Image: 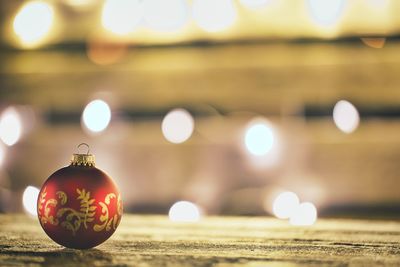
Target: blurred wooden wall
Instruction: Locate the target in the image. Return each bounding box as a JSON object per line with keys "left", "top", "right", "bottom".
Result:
{"left": 1, "top": 41, "right": 400, "bottom": 215}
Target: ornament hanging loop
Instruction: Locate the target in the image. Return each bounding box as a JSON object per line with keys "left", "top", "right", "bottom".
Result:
{"left": 71, "top": 143, "right": 95, "bottom": 166}
{"left": 77, "top": 143, "right": 90, "bottom": 155}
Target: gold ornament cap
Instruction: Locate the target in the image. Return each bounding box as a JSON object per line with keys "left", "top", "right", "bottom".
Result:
{"left": 71, "top": 143, "right": 95, "bottom": 167}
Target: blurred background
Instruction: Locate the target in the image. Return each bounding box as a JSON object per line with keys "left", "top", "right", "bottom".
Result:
{"left": 0, "top": 0, "right": 400, "bottom": 223}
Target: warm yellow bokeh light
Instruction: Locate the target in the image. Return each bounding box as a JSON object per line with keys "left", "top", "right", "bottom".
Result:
{"left": 162, "top": 108, "right": 194, "bottom": 144}
{"left": 13, "top": 1, "right": 54, "bottom": 46}
{"left": 101, "top": 0, "right": 143, "bottom": 35}
{"left": 143, "top": 0, "right": 189, "bottom": 32}
{"left": 244, "top": 121, "right": 275, "bottom": 156}
{"left": 82, "top": 99, "right": 112, "bottom": 133}
{"left": 0, "top": 107, "right": 23, "bottom": 147}
{"left": 192, "top": 0, "right": 237, "bottom": 32}
{"left": 333, "top": 100, "right": 360, "bottom": 134}
{"left": 272, "top": 191, "right": 300, "bottom": 219}
{"left": 22, "top": 186, "right": 40, "bottom": 217}
{"left": 169, "top": 201, "right": 201, "bottom": 222}
{"left": 289, "top": 202, "right": 318, "bottom": 226}
{"left": 306, "top": 0, "right": 346, "bottom": 27}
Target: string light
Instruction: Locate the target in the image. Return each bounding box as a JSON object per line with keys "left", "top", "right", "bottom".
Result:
{"left": 169, "top": 201, "right": 201, "bottom": 222}
{"left": 82, "top": 100, "right": 112, "bottom": 133}
{"left": 13, "top": 1, "right": 54, "bottom": 47}
{"left": 22, "top": 186, "right": 40, "bottom": 216}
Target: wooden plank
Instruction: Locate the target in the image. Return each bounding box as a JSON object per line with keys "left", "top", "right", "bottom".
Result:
{"left": 0, "top": 214, "right": 399, "bottom": 266}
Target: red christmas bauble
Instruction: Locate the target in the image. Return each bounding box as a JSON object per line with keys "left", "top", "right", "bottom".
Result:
{"left": 37, "top": 144, "right": 123, "bottom": 249}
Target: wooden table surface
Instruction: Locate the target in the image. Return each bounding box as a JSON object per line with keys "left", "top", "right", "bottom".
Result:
{"left": 0, "top": 214, "right": 399, "bottom": 266}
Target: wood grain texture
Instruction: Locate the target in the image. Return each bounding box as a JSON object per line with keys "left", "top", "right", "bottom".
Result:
{"left": 0, "top": 214, "right": 399, "bottom": 266}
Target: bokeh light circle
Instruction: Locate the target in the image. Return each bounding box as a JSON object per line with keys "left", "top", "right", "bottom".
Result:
{"left": 289, "top": 202, "right": 318, "bottom": 226}
{"left": 13, "top": 1, "right": 54, "bottom": 46}
{"left": 192, "top": 0, "right": 237, "bottom": 32}
{"left": 162, "top": 108, "right": 194, "bottom": 144}
{"left": 143, "top": 0, "right": 189, "bottom": 32}
{"left": 169, "top": 201, "right": 201, "bottom": 222}
{"left": 272, "top": 191, "right": 300, "bottom": 219}
{"left": 101, "top": 0, "right": 143, "bottom": 35}
{"left": 0, "top": 107, "right": 23, "bottom": 146}
{"left": 333, "top": 100, "right": 360, "bottom": 134}
{"left": 245, "top": 123, "right": 274, "bottom": 156}
{"left": 82, "top": 100, "right": 112, "bottom": 133}
{"left": 23, "top": 186, "right": 40, "bottom": 216}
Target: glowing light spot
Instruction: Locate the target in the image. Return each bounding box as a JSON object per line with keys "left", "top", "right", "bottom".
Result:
{"left": 101, "top": 0, "right": 143, "bottom": 35}
{"left": 244, "top": 122, "right": 274, "bottom": 156}
{"left": 13, "top": 1, "right": 54, "bottom": 46}
{"left": 361, "top": 37, "right": 386, "bottom": 49}
{"left": 23, "top": 186, "right": 40, "bottom": 216}
{"left": 143, "top": 0, "right": 188, "bottom": 32}
{"left": 82, "top": 100, "right": 111, "bottom": 133}
{"left": 333, "top": 100, "right": 360, "bottom": 134}
{"left": 239, "top": 0, "right": 271, "bottom": 9}
{"left": 272, "top": 191, "right": 300, "bottom": 219}
{"left": 192, "top": 0, "right": 237, "bottom": 32}
{"left": 169, "top": 201, "right": 201, "bottom": 222}
{"left": 0, "top": 108, "right": 23, "bottom": 146}
{"left": 306, "top": 0, "right": 346, "bottom": 27}
{"left": 162, "top": 109, "right": 194, "bottom": 144}
{"left": 289, "top": 202, "right": 317, "bottom": 226}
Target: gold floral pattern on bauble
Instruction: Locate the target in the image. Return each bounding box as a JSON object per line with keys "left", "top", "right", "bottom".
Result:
{"left": 38, "top": 187, "right": 121, "bottom": 236}
{"left": 93, "top": 193, "right": 122, "bottom": 232}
